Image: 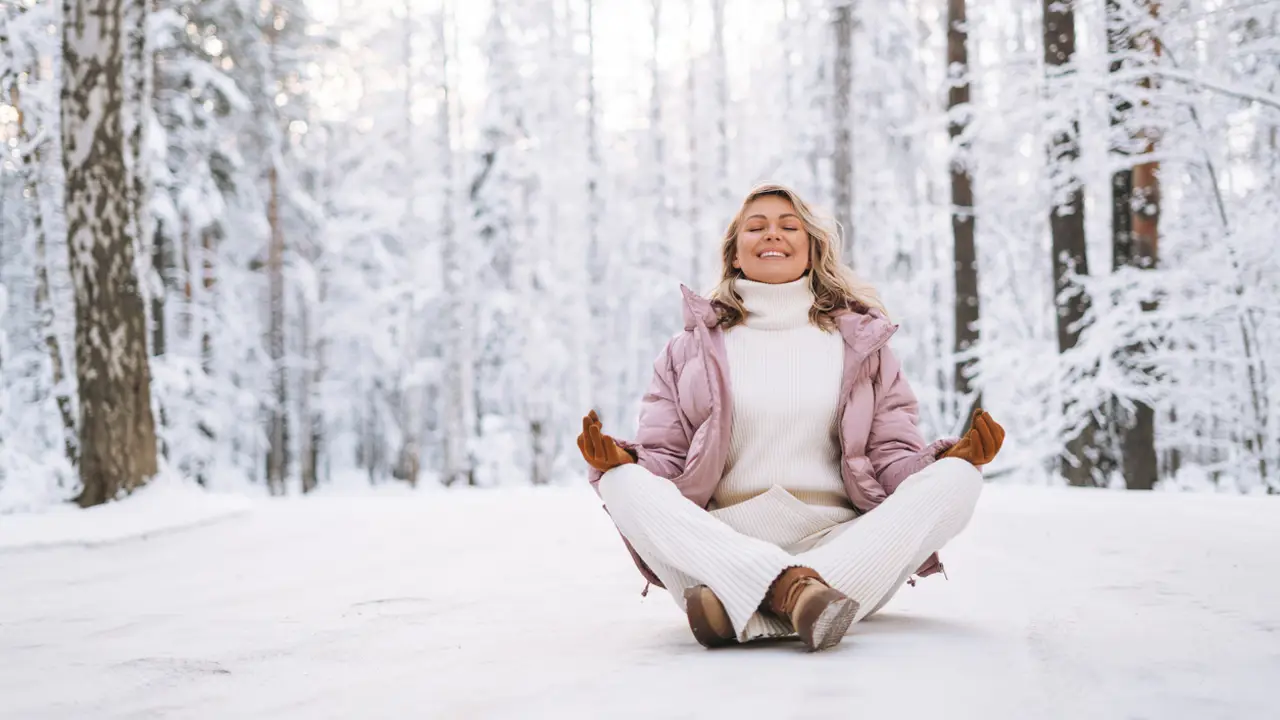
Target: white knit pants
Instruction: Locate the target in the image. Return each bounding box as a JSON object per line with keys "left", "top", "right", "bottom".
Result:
{"left": 598, "top": 458, "right": 983, "bottom": 642}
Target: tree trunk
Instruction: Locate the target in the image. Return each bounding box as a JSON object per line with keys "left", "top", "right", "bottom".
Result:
{"left": 395, "top": 0, "right": 422, "bottom": 489}
{"left": 61, "top": 0, "right": 159, "bottom": 507}
{"left": 1042, "top": 0, "right": 1098, "bottom": 487}
{"left": 1129, "top": 17, "right": 1159, "bottom": 274}
{"left": 360, "top": 390, "right": 385, "bottom": 483}
{"left": 200, "top": 227, "right": 215, "bottom": 371}
{"left": 832, "top": 1, "right": 854, "bottom": 263}
{"left": 298, "top": 284, "right": 321, "bottom": 493}
{"left": 266, "top": 160, "right": 287, "bottom": 495}
{"left": 180, "top": 218, "right": 193, "bottom": 340}
{"left": 584, "top": 0, "right": 607, "bottom": 425}
{"left": 1120, "top": 0, "right": 1160, "bottom": 490}
{"left": 302, "top": 263, "right": 326, "bottom": 492}
{"left": 1108, "top": 75, "right": 1133, "bottom": 267}
{"left": 9, "top": 78, "right": 79, "bottom": 468}
{"left": 150, "top": 231, "right": 168, "bottom": 357}
{"left": 1107, "top": 0, "right": 1135, "bottom": 488}
{"left": 649, "top": 0, "right": 667, "bottom": 279}
{"left": 529, "top": 420, "right": 551, "bottom": 485}
{"left": 711, "top": 0, "right": 730, "bottom": 215}
{"left": 586, "top": 0, "right": 600, "bottom": 289}
{"left": 686, "top": 0, "right": 700, "bottom": 287}
{"left": 438, "top": 2, "right": 474, "bottom": 487}
{"left": 1108, "top": 0, "right": 1133, "bottom": 275}
{"left": 515, "top": 175, "right": 549, "bottom": 487}
{"left": 948, "top": 0, "right": 978, "bottom": 398}
{"left": 301, "top": 420, "right": 321, "bottom": 492}
{"left": 124, "top": 0, "right": 152, "bottom": 347}
{"left": 263, "top": 4, "right": 287, "bottom": 496}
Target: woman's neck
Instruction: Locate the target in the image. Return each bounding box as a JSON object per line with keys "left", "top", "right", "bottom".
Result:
{"left": 734, "top": 276, "right": 815, "bottom": 330}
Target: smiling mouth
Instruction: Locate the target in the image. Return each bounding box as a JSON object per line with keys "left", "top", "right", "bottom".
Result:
{"left": 759, "top": 250, "right": 789, "bottom": 259}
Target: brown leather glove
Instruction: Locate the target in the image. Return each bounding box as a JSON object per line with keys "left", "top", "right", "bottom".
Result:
{"left": 577, "top": 410, "right": 636, "bottom": 473}
{"left": 941, "top": 408, "right": 1005, "bottom": 467}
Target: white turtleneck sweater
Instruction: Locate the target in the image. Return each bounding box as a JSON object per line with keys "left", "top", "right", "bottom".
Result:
{"left": 711, "top": 277, "right": 858, "bottom": 537}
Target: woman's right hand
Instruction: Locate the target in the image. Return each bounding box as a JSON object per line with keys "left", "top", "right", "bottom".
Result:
{"left": 577, "top": 410, "right": 637, "bottom": 472}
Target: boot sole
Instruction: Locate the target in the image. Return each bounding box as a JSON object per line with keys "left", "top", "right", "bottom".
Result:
{"left": 684, "top": 586, "right": 736, "bottom": 649}
{"left": 797, "top": 592, "right": 859, "bottom": 652}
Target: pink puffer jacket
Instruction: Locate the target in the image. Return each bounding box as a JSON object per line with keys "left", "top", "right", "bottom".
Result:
{"left": 590, "top": 285, "right": 957, "bottom": 588}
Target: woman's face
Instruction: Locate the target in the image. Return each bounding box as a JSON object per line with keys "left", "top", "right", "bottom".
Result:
{"left": 732, "top": 195, "right": 811, "bottom": 284}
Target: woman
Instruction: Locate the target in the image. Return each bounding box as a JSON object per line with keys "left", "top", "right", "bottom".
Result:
{"left": 577, "top": 183, "right": 1004, "bottom": 652}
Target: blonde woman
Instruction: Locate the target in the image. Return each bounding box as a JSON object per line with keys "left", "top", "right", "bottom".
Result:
{"left": 577, "top": 183, "right": 1004, "bottom": 652}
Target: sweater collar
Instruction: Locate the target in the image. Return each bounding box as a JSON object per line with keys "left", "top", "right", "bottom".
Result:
{"left": 678, "top": 284, "right": 897, "bottom": 357}
{"left": 734, "top": 276, "right": 814, "bottom": 330}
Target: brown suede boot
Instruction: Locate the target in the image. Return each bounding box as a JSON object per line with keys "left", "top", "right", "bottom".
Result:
{"left": 765, "top": 567, "right": 859, "bottom": 652}
{"left": 684, "top": 585, "right": 736, "bottom": 648}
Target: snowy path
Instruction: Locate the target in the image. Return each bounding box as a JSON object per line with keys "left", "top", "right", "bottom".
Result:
{"left": 2, "top": 486, "right": 1277, "bottom": 719}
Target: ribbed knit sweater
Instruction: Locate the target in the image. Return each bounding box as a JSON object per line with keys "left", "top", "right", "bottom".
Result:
{"left": 712, "top": 277, "right": 858, "bottom": 528}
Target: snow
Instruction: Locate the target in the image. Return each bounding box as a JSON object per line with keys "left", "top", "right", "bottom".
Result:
{"left": 0, "top": 479, "right": 251, "bottom": 552}
{"left": 1, "top": 485, "right": 1277, "bottom": 719}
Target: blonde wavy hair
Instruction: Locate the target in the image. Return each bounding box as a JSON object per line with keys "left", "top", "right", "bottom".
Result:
{"left": 709, "top": 183, "right": 886, "bottom": 331}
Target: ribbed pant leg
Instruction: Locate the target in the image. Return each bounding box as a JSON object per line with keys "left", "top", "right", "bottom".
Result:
{"left": 797, "top": 458, "right": 983, "bottom": 623}
{"left": 597, "top": 463, "right": 799, "bottom": 639}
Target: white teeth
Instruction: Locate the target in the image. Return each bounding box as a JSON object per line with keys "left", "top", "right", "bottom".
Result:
{"left": 761, "top": 251, "right": 786, "bottom": 258}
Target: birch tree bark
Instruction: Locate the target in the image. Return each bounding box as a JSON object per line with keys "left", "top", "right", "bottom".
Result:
{"left": 711, "top": 0, "right": 730, "bottom": 216}
{"left": 832, "top": 0, "right": 854, "bottom": 262}
{"left": 61, "top": 0, "right": 159, "bottom": 506}
{"left": 584, "top": 0, "right": 606, "bottom": 423}
{"left": 394, "top": 0, "right": 421, "bottom": 488}
{"left": 685, "top": 0, "right": 700, "bottom": 287}
{"left": 264, "top": 4, "right": 287, "bottom": 496}
{"left": 438, "top": 1, "right": 474, "bottom": 487}
{"left": 649, "top": 0, "right": 666, "bottom": 278}
{"left": 123, "top": 0, "right": 151, "bottom": 342}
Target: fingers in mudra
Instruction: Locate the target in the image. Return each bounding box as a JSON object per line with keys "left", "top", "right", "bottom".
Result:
{"left": 970, "top": 410, "right": 1004, "bottom": 463}
{"left": 588, "top": 423, "right": 603, "bottom": 457}
{"left": 975, "top": 416, "right": 993, "bottom": 458}
{"left": 985, "top": 413, "right": 1006, "bottom": 448}
{"left": 942, "top": 408, "right": 1003, "bottom": 466}
{"left": 578, "top": 411, "right": 605, "bottom": 468}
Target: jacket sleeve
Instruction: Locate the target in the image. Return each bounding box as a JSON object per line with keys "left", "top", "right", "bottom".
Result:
{"left": 588, "top": 338, "right": 691, "bottom": 492}
{"left": 866, "top": 344, "right": 957, "bottom": 494}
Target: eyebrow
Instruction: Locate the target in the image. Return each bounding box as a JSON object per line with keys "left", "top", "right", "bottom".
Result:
{"left": 745, "top": 213, "right": 801, "bottom": 222}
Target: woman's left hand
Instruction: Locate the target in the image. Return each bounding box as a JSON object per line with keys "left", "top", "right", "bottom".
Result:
{"left": 577, "top": 410, "right": 637, "bottom": 473}
{"left": 941, "top": 408, "right": 1005, "bottom": 467}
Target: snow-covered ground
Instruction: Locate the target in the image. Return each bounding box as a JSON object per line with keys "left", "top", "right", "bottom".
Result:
{"left": 0, "top": 480, "right": 252, "bottom": 552}
{"left": 1, "top": 484, "right": 1277, "bottom": 719}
